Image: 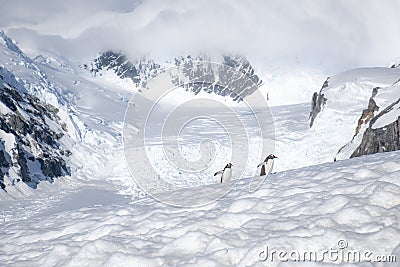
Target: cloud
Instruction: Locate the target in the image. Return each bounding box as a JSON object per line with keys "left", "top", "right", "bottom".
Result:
{"left": 1, "top": 0, "right": 400, "bottom": 72}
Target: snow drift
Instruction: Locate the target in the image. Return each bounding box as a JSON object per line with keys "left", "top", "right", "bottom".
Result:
{"left": 1, "top": 150, "right": 399, "bottom": 266}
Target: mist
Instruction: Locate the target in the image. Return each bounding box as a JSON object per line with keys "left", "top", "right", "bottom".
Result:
{"left": 1, "top": 0, "right": 399, "bottom": 72}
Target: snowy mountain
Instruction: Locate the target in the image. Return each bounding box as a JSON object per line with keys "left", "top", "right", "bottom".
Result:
{"left": 2, "top": 0, "right": 400, "bottom": 265}
{"left": 87, "top": 51, "right": 163, "bottom": 89}
{"left": 86, "top": 51, "right": 263, "bottom": 101}
{"left": 0, "top": 31, "right": 146, "bottom": 198}
{"left": 0, "top": 28, "right": 399, "bottom": 266}
{"left": 0, "top": 31, "right": 84, "bottom": 194}
{"left": 309, "top": 67, "right": 400, "bottom": 161}
{"left": 1, "top": 28, "right": 399, "bottom": 194}
{"left": 0, "top": 67, "right": 70, "bottom": 192}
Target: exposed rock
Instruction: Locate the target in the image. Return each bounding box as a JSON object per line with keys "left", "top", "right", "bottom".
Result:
{"left": 92, "top": 51, "right": 138, "bottom": 79}
{"left": 352, "top": 98, "right": 400, "bottom": 158}
{"left": 89, "top": 51, "right": 263, "bottom": 101}
{"left": 308, "top": 78, "right": 329, "bottom": 127}
{"left": 352, "top": 117, "right": 400, "bottom": 157}
{"left": 15, "top": 146, "right": 30, "bottom": 183}
{"left": 354, "top": 88, "right": 379, "bottom": 136}
{"left": 90, "top": 50, "right": 162, "bottom": 88}
{"left": 0, "top": 66, "right": 71, "bottom": 191}
{"left": 38, "top": 157, "right": 68, "bottom": 178}
{"left": 171, "top": 55, "right": 263, "bottom": 101}
{"left": 0, "top": 143, "right": 9, "bottom": 190}
{"left": 0, "top": 148, "right": 9, "bottom": 168}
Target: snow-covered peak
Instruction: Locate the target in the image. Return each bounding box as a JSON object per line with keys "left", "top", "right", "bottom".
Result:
{"left": 0, "top": 31, "right": 64, "bottom": 107}
{"left": 85, "top": 51, "right": 264, "bottom": 101}
{"left": 0, "top": 31, "right": 90, "bottom": 196}
{"left": 0, "top": 30, "right": 24, "bottom": 56}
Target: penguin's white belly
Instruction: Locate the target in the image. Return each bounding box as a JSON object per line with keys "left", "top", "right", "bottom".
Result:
{"left": 221, "top": 168, "right": 232, "bottom": 183}
{"left": 263, "top": 160, "right": 274, "bottom": 175}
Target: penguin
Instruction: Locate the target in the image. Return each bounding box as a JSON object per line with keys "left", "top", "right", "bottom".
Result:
{"left": 214, "top": 163, "right": 233, "bottom": 183}
{"left": 257, "top": 154, "right": 277, "bottom": 176}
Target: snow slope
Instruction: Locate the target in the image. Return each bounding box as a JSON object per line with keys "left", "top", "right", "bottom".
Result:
{"left": 1, "top": 151, "right": 399, "bottom": 266}
{"left": 0, "top": 31, "right": 142, "bottom": 197}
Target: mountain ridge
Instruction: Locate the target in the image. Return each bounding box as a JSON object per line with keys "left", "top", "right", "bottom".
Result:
{"left": 85, "top": 51, "right": 264, "bottom": 101}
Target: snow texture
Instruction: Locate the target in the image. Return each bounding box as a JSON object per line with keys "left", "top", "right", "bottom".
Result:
{"left": 1, "top": 151, "right": 400, "bottom": 266}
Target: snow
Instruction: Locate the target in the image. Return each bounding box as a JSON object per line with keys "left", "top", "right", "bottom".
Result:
{"left": 322, "top": 68, "right": 400, "bottom": 92}
{"left": 1, "top": 151, "right": 400, "bottom": 266}
{"left": 373, "top": 101, "right": 400, "bottom": 129}
{"left": 255, "top": 63, "right": 327, "bottom": 107}
{"left": 1, "top": 31, "right": 400, "bottom": 266}
{"left": 369, "top": 83, "right": 400, "bottom": 129}
{"left": 0, "top": 100, "right": 11, "bottom": 114}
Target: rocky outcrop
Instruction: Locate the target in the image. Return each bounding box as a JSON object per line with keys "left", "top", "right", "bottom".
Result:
{"left": 87, "top": 51, "right": 263, "bottom": 101}
{"left": 88, "top": 50, "right": 162, "bottom": 88}
{"left": 354, "top": 88, "right": 379, "bottom": 136}
{"left": 352, "top": 117, "right": 400, "bottom": 157}
{"left": 171, "top": 55, "right": 263, "bottom": 101}
{"left": 351, "top": 98, "right": 400, "bottom": 158}
{"left": 308, "top": 66, "right": 400, "bottom": 161}
{"left": 308, "top": 78, "right": 328, "bottom": 127}
{"left": 0, "top": 145, "right": 8, "bottom": 190}
{"left": 0, "top": 66, "right": 70, "bottom": 191}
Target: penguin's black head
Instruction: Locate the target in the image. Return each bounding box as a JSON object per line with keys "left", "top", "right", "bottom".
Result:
{"left": 225, "top": 163, "right": 233, "bottom": 168}
{"left": 265, "top": 154, "right": 278, "bottom": 161}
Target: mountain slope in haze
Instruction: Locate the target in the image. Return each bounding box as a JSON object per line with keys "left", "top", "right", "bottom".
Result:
{"left": 86, "top": 51, "right": 263, "bottom": 101}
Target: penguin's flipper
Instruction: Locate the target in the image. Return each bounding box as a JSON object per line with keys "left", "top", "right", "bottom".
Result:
{"left": 214, "top": 170, "right": 223, "bottom": 176}
{"left": 257, "top": 162, "right": 264, "bottom": 168}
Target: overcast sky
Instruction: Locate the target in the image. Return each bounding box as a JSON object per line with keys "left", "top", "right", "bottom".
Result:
{"left": 1, "top": 0, "right": 399, "bottom": 72}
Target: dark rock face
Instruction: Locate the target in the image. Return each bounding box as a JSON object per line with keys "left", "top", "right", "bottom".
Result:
{"left": 308, "top": 78, "right": 329, "bottom": 127}
{"left": 0, "top": 144, "right": 9, "bottom": 190}
{"left": 352, "top": 117, "right": 400, "bottom": 157}
{"left": 89, "top": 51, "right": 162, "bottom": 88}
{"left": 352, "top": 98, "right": 400, "bottom": 158}
{"left": 92, "top": 51, "right": 138, "bottom": 79}
{"left": 172, "top": 55, "right": 263, "bottom": 102}
{"left": 89, "top": 51, "right": 263, "bottom": 101}
{"left": 38, "top": 157, "right": 66, "bottom": 178}
{"left": 0, "top": 66, "right": 70, "bottom": 191}
{"left": 354, "top": 88, "right": 380, "bottom": 136}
